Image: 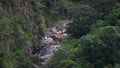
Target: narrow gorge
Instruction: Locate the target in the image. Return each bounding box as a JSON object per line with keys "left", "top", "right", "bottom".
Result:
{"left": 39, "top": 20, "right": 70, "bottom": 68}
{"left": 0, "top": 0, "right": 120, "bottom": 68}
{"left": 0, "top": 0, "right": 69, "bottom": 68}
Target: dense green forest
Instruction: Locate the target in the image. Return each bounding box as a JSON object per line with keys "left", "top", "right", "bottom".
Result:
{"left": 47, "top": 0, "right": 120, "bottom": 68}
{"left": 0, "top": 0, "right": 120, "bottom": 68}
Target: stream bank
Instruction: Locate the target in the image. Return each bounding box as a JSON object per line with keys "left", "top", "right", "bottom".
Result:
{"left": 39, "top": 20, "right": 71, "bottom": 68}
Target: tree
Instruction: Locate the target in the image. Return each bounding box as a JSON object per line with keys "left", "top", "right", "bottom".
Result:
{"left": 57, "top": 60, "right": 77, "bottom": 68}
{"left": 78, "top": 26, "right": 120, "bottom": 68}
{"left": 104, "top": 4, "right": 120, "bottom": 26}
{"left": 79, "top": 0, "right": 117, "bottom": 17}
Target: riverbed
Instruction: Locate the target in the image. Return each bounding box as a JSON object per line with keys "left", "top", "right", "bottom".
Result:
{"left": 39, "top": 20, "right": 71, "bottom": 68}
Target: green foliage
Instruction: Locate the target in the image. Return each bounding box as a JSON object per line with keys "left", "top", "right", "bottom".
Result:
{"left": 29, "top": 54, "right": 41, "bottom": 64}
{"left": 41, "top": 0, "right": 70, "bottom": 27}
{"left": 1, "top": 0, "right": 120, "bottom": 68}
{"left": 78, "top": 26, "right": 120, "bottom": 68}
{"left": 57, "top": 60, "right": 77, "bottom": 68}
{"left": 48, "top": 1, "right": 120, "bottom": 68}
{"left": 104, "top": 3, "right": 120, "bottom": 26}
{"left": 68, "top": 4, "right": 98, "bottom": 19}
{"left": 12, "top": 50, "right": 35, "bottom": 68}
{"left": 61, "top": 39, "right": 80, "bottom": 59}
{"left": 2, "top": 59, "right": 14, "bottom": 68}
{"left": 67, "top": 0, "right": 119, "bottom": 38}
{"left": 31, "top": 0, "right": 44, "bottom": 12}
{"left": 0, "top": 10, "right": 34, "bottom": 68}
{"left": 79, "top": 0, "right": 117, "bottom": 15}
{"left": 0, "top": 10, "right": 10, "bottom": 35}
{"left": 48, "top": 39, "right": 91, "bottom": 68}
{"left": 42, "top": 13, "right": 52, "bottom": 27}
{"left": 13, "top": 50, "right": 24, "bottom": 56}
{"left": 57, "top": 0, "right": 74, "bottom": 8}
{"left": 79, "top": 35, "right": 106, "bottom": 68}
{"left": 0, "top": 10, "right": 6, "bottom": 18}
{"left": 17, "top": 25, "right": 32, "bottom": 39}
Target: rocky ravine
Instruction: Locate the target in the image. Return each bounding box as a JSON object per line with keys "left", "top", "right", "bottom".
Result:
{"left": 39, "top": 20, "right": 71, "bottom": 68}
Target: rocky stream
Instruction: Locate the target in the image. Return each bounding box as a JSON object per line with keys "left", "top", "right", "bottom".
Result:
{"left": 39, "top": 20, "right": 71, "bottom": 68}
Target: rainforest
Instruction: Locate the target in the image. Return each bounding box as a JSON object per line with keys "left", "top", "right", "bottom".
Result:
{"left": 0, "top": 0, "right": 120, "bottom": 68}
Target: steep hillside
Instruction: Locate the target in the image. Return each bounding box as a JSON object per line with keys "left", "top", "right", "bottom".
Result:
{"left": 47, "top": 0, "right": 120, "bottom": 68}
{"left": 1, "top": 0, "right": 119, "bottom": 68}
{"left": 0, "top": 0, "right": 45, "bottom": 68}
{"left": 0, "top": 0, "right": 71, "bottom": 68}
